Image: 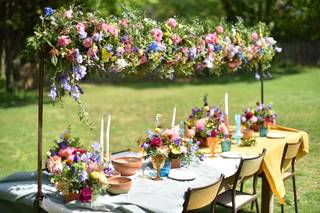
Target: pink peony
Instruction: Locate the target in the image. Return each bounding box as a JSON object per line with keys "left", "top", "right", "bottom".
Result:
{"left": 151, "top": 28, "right": 163, "bottom": 42}
{"left": 57, "top": 36, "right": 71, "bottom": 47}
{"left": 205, "top": 33, "right": 218, "bottom": 44}
{"left": 79, "top": 187, "right": 92, "bottom": 202}
{"left": 64, "top": 10, "right": 73, "bottom": 19}
{"left": 76, "top": 22, "right": 86, "bottom": 31}
{"left": 251, "top": 32, "right": 259, "bottom": 41}
{"left": 58, "top": 147, "right": 76, "bottom": 158}
{"left": 102, "top": 23, "right": 119, "bottom": 36}
{"left": 150, "top": 137, "right": 162, "bottom": 148}
{"left": 82, "top": 37, "right": 93, "bottom": 48}
{"left": 171, "top": 129, "right": 180, "bottom": 141}
{"left": 196, "top": 119, "right": 206, "bottom": 130}
{"left": 250, "top": 116, "right": 258, "bottom": 123}
{"left": 167, "top": 18, "right": 177, "bottom": 28}
{"left": 171, "top": 34, "right": 182, "bottom": 45}
{"left": 216, "top": 26, "right": 224, "bottom": 34}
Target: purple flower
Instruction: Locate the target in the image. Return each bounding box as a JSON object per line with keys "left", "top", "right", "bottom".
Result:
{"left": 104, "top": 166, "right": 112, "bottom": 175}
{"left": 188, "top": 47, "right": 197, "bottom": 60}
{"left": 81, "top": 153, "right": 91, "bottom": 163}
{"left": 79, "top": 28, "right": 87, "bottom": 39}
{"left": 188, "top": 114, "right": 193, "bottom": 119}
{"left": 121, "top": 35, "right": 129, "bottom": 44}
{"left": 214, "top": 45, "right": 222, "bottom": 52}
{"left": 199, "top": 154, "right": 205, "bottom": 161}
{"left": 58, "top": 141, "right": 67, "bottom": 149}
{"left": 75, "top": 49, "right": 83, "bottom": 64}
{"left": 93, "top": 32, "right": 102, "bottom": 42}
{"left": 60, "top": 77, "right": 71, "bottom": 91}
{"left": 71, "top": 85, "right": 80, "bottom": 100}
{"left": 48, "top": 85, "right": 57, "bottom": 101}
{"left": 175, "top": 139, "right": 181, "bottom": 146}
{"left": 192, "top": 107, "right": 200, "bottom": 115}
{"left": 105, "top": 45, "right": 113, "bottom": 52}
{"left": 80, "top": 170, "right": 88, "bottom": 181}
{"left": 191, "top": 144, "right": 199, "bottom": 152}
{"left": 241, "top": 116, "right": 247, "bottom": 122}
{"left": 132, "top": 47, "right": 139, "bottom": 54}
{"left": 91, "top": 142, "right": 100, "bottom": 152}
{"left": 196, "top": 141, "right": 200, "bottom": 145}
{"left": 140, "top": 142, "right": 149, "bottom": 149}
{"left": 73, "top": 65, "right": 87, "bottom": 80}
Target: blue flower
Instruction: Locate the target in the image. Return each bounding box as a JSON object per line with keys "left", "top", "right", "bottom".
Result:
{"left": 44, "top": 7, "right": 54, "bottom": 17}
{"left": 79, "top": 29, "right": 87, "bottom": 39}
{"left": 60, "top": 76, "right": 71, "bottom": 91}
{"left": 71, "top": 85, "right": 80, "bottom": 100}
{"left": 146, "top": 129, "right": 154, "bottom": 139}
{"left": 73, "top": 65, "right": 87, "bottom": 81}
{"left": 93, "top": 33, "right": 102, "bottom": 42}
{"left": 91, "top": 142, "right": 101, "bottom": 152}
{"left": 214, "top": 45, "right": 222, "bottom": 52}
{"left": 237, "top": 52, "right": 248, "bottom": 64}
{"left": 74, "top": 49, "right": 83, "bottom": 64}
{"left": 188, "top": 48, "right": 197, "bottom": 60}
{"left": 148, "top": 41, "right": 159, "bottom": 52}
{"left": 105, "top": 45, "right": 113, "bottom": 52}
{"left": 48, "top": 85, "right": 57, "bottom": 101}
{"left": 175, "top": 139, "right": 181, "bottom": 146}
{"left": 81, "top": 153, "right": 92, "bottom": 163}
{"left": 58, "top": 141, "right": 67, "bottom": 149}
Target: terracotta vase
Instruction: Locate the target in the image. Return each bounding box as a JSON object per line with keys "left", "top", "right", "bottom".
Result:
{"left": 171, "top": 158, "right": 181, "bottom": 169}
{"left": 63, "top": 193, "right": 80, "bottom": 203}
{"left": 243, "top": 128, "right": 254, "bottom": 139}
{"left": 207, "top": 137, "right": 219, "bottom": 157}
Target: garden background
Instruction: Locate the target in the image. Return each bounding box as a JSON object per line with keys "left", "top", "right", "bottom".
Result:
{"left": 0, "top": 0, "right": 319, "bottom": 212}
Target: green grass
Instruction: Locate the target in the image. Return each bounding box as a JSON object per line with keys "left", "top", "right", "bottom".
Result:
{"left": 0, "top": 67, "right": 319, "bottom": 212}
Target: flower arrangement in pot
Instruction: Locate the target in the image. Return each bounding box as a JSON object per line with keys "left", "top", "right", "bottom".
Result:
{"left": 46, "top": 128, "right": 109, "bottom": 203}
{"left": 186, "top": 95, "right": 227, "bottom": 147}
{"left": 241, "top": 102, "right": 276, "bottom": 137}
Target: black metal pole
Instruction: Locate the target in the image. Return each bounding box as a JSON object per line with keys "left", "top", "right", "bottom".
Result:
{"left": 34, "top": 52, "right": 44, "bottom": 210}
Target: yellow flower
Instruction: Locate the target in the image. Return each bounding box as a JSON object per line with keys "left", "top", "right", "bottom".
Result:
{"left": 204, "top": 106, "right": 210, "bottom": 111}
{"left": 102, "top": 48, "right": 113, "bottom": 63}
{"left": 138, "top": 49, "right": 144, "bottom": 57}
{"left": 64, "top": 133, "right": 71, "bottom": 140}
{"left": 91, "top": 171, "right": 100, "bottom": 180}
{"left": 111, "top": 56, "right": 117, "bottom": 62}
{"left": 154, "top": 128, "right": 161, "bottom": 134}
{"left": 99, "top": 174, "right": 108, "bottom": 185}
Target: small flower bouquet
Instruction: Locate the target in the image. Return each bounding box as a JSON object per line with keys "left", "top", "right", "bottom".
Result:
{"left": 46, "top": 128, "right": 109, "bottom": 203}
{"left": 185, "top": 95, "right": 228, "bottom": 146}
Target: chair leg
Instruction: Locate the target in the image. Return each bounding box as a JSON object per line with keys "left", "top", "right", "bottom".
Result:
{"left": 292, "top": 175, "right": 298, "bottom": 213}
{"left": 281, "top": 204, "right": 284, "bottom": 213}
{"left": 210, "top": 202, "right": 215, "bottom": 213}
{"left": 255, "top": 199, "right": 260, "bottom": 213}
{"left": 240, "top": 182, "right": 244, "bottom": 192}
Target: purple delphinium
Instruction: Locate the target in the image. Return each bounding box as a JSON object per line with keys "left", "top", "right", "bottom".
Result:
{"left": 175, "top": 139, "right": 181, "bottom": 146}
{"left": 140, "top": 142, "right": 149, "bottom": 149}
{"left": 93, "top": 32, "right": 102, "bottom": 42}
{"left": 148, "top": 41, "right": 159, "bottom": 52}
{"left": 75, "top": 49, "right": 83, "bottom": 64}
{"left": 188, "top": 47, "right": 197, "bottom": 60}
{"left": 81, "top": 153, "right": 92, "bottom": 163}
{"left": 91, "top": 142, "right": 100, "bottom": 152}
{"left": 44, "top": 7, "right": 54, "bottom": 16}
{"left": 132, "top": 47, "right": 139, "bottom": 54}
{"left": 73, "top": 65, "right": 87, "bottom": 81}
{"left": 48, "top": 85, "right": 57, "bottom": 101}
{"left": 80, "top": 170, "right": 88, "bottom": 181}
{"left": 105, "top": 44, "right": 113, "bottom": 52}
{"left": 79, "top": 28, "right": 87, "bottom": 39}
{"left": 71, "top": 85, "right": 80, "bottom": 100}
{"left": 58, "top": 141, "right": 67, "bottom": 149}
{"left": 104, "top": 165, "right": 112, "bottom": 176}
{"left": 60, "top": 76, "right": 71, "bottom": 91}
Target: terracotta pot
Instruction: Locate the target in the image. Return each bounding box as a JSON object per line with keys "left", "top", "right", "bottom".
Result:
{"left": 250, "top": 124, "right": 259, "bottom": 132}
{"left": 171, "top": 158, "right": 181, "bottom": 169}
{"left": 107, "top": 176, "right": 132, "bottom": 195}
{"left": 111, "top": 156, "right": 143, "bottom": 176}
{"left": 197, "top": 137, "right": 208, "bottom": 147}
{"left": 243, "top": 128, "right": 254, "bottom": 139}
{"left": 63, "top": 193, "right": 80, "bottom": 203}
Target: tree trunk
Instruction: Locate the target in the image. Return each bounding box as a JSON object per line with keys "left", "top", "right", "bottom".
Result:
{"left": 4, "top": 0, "right": 14, "bottom": 93}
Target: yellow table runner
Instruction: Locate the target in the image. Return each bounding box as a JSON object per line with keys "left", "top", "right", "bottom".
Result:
{"left": 200, "top": 125, "right": 309, "bottom": 204}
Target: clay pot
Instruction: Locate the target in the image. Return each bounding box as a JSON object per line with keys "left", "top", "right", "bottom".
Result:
{"left": 250, "top": 124, "right": 260, "bottom": 132}
{"left": 171, "top": 158, "right": 181, "bottom": 169}
{"left": 243, "top": 128, "right": 254, "bottom": 139}
{"left": 63, "top": 193, "right": 80, "bottom": 203}
{"left": 111, "top": 156, "right": 143, "bottom": 176}
{"left": 107, "top": 176, "right": 132, "bottom": 195}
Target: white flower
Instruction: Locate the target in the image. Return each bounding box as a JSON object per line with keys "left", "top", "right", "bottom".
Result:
{"left": 275, "top": 46, "right": 282, "bottom": 53}
{"left": 204, "top": 56, "right": 213, "bottom": 68}
{"left": 116, "top": 58, "right": 128, "bottom": 69}
{"left": 266, "top": 37, "right": 277, "bottom": 46}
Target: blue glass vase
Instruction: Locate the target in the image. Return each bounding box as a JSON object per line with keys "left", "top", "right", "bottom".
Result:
{"left": 259, "top": 126, "right": 268, "bottom": 137}
{"left": 160, "top": 160, "right": 171, "bottom": 177}
{"left": 221, "top": 139, "right": 231, "bottom": 152}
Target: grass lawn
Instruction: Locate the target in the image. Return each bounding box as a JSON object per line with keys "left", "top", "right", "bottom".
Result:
{"left": 0, "top": 67, "right": 319, "bottom": 212}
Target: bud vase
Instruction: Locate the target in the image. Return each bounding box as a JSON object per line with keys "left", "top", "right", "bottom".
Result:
{"left": 259, "top": 126, "right": 268, "bottom": 137}
{"left": 221, "top": 139, "right": 231, "bottom": 152}
{"left": 160, "top": 160, "right": 171, "bottom": 177}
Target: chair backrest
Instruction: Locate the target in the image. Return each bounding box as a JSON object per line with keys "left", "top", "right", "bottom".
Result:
{"left": 182, "top": 175, "right": 224, "bottom": 212}
{"left": 237, "top": 149, "right": 266, "bottom": 183}
{"left": 281, "top": 141, "right": 302, "bottom": 170}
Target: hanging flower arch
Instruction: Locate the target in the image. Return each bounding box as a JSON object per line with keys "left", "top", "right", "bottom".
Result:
{"left": 26, "top": 5, "right": 281, "bottom": 126}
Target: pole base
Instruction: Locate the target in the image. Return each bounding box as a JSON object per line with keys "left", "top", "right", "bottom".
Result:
{"left": 33, "top": 193, "right": 44, "bottom": 212}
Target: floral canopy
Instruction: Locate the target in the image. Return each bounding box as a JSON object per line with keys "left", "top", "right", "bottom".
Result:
{"left": 27, "top": 5, "right": 280, "bottom": 124}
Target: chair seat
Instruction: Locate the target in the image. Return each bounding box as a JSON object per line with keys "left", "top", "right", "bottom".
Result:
{"left": 216, "top": 190, "right": 257, "bottom": 209}
{"left": 282, "top": 171, "right": 294, "bottom": 180}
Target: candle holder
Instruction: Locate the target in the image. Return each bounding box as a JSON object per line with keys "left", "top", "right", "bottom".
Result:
{"left": 151, "top": 154, "right": 166, "bottom": 181}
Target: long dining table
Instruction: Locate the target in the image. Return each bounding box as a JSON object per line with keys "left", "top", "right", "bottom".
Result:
{"left": 0, "top": 125, "right": 308, "bottom": 213}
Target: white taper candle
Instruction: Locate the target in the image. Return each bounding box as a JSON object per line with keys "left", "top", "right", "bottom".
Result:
{"left": 106, "top": 113, "right": 111, "bottom": 161}
{"left": 100, "top": 114, "right": 104, "bottom": 161}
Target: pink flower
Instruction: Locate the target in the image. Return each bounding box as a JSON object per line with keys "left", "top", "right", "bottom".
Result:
{"left": 65, "top": 49, "right": 75, "bottom": 62}
{"left": 102, "top": 23, "right": 119, "bottom": 36}
{"left": 46, "top": 156, "right": 62, "bottom": 174}
{"left": 216, "top": 26, "right": 224, "bottom": 34}
{"left": 251, "top": 32, "right": 259, "bottom": 41}
{"left": 150, "top": 137, "right": 162, "bottom": 148}
{"left": 79, "top": 187, "right": 92, "bottom": 202}
{"left": 171, "top": 129, "right": 180, "bottom": 141}
{"left": 64, "top": 10, "right": 73, "bottom": 19}
{"left": 211, "top": 129, "right": 217, "bottom": 137}
{"left": 57, "top": 36, "right": 71, "bottom": 47}
{"left": 171, "top": 34, "right": 181, "bottom": 45}
{"left": 250, "top": 116, "right": 258, "bottom": 123}
{"left": 87, "top": 47, "right": 98, "bottom": 58}
{"left": 186, "top": 129, "right": 195, "bottom": 138}
{"left": 219, "top": 123, "right": 228, "bottom": 135}
{"left": 205, "top": 33, "right": 218, "bottom": 44}
{"left": 83, "top": 37, "right": 93, "bottom": 48}
{"left": 151, "top": 28, "right": 163, "bottom": 42}
{"left": 76, "top": 22, "right": 86, "bottom": 31}
{"left": 196, "top": 119, "right": 206, "bottom": 130}
{"left": 167, "top": 18, "right": 177, "bottom": 28}
{"left": 180, "top": 146, "right": 187, "bottom": 154}
{"left": 87, "top": 162, "right": 97, "bottom": 172}
{"left": 140, "top": 54, "right": 148, "bottom": 64}
{"left": 120, "top": 19, "right": 129, "bottom": 27}
{"left": 58, "top": 147, "right": 76, "bottom": 158}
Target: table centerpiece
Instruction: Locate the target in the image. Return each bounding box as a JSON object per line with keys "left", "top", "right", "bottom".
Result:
{"left": 46, "top": 128, "right": 109, "bottom": 203}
